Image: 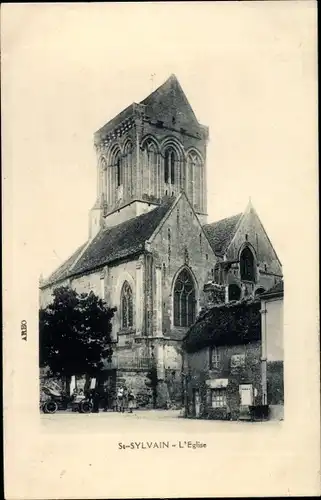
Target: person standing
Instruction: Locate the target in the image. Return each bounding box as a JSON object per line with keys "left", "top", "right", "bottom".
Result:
{"left": 117, "top": 386, "right": 124, "bottom": 412}
{"left": 128, "top": 391, "right": 135, "bottom": 413}
{"left": 103, "top": 387, "right": 109, "bottom": 412}
{"left": 92, "top": 387, "right": 100, "bottom": 413}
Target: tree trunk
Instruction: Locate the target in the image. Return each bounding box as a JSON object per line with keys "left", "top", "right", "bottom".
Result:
{"left": 64, "top": 375, "right": 71, "bottom": 396}
{"left": 84, "top": 374, "right": 95, "bottom": 397}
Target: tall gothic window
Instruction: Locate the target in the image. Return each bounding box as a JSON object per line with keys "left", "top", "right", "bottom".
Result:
{"left": 164, "top": 148, "right": 176, "bottom": 185}
{"left": 173, "top": 268, "right": 196, "bottom": 327}
{"left": 116, "top": 155, "right": 122, "bottom": 187}
{"left": 121, "top": 281, "right": 133, "bottom": 328}
{"left": 187, "top": 151, "right": 203, "bottom": 210}
{"left": 143, "top": 139, "right": 158, "bottom": 196}
{"left": 123, "top": 141, "right": 133, "bottom": 196}
{"left": 240, "top": 247, "right": 255, "bottom": 282}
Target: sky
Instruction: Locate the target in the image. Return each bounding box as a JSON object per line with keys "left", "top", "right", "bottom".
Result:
{"left": 2, "top": 2, "right": 317, "bottom": 280}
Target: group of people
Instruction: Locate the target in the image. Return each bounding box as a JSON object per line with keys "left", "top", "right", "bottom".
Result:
{"left": 115, "top": 386, "right": 136, "bottom": 413}
{"left": 76, "top": 385, "right": 136, "bottom": 414}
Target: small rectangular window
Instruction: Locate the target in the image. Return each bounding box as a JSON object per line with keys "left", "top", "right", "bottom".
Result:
{"left": 210, "top": 347, "right": 221, "bottom": 369}
{"left": 211, "top": 389, "right": 227, "bottom": 408}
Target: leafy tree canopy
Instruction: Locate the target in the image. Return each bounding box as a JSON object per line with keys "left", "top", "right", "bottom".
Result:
{"left": 39, "top": 286, "right": 116, "bottom": 378}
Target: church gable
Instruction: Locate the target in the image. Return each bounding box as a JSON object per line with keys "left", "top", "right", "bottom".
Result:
{"left": 225, "top": 204, "right": 282, "bottom": 276}
{"left": 141, "top": 74, "right": 202, "bottom": 134}
{"left": 149, "top": 194, "right": 216, "bottom": 335}
{"left": 149, "top": 193, "right": 215, "bottom": 263}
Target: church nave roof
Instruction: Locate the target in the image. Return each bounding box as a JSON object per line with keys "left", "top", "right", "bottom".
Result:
{"left": 203, "top": 213, "right": 243, "bottom": 257}
{"left": 41, "top": 197, "right": 175, "bottom": 288}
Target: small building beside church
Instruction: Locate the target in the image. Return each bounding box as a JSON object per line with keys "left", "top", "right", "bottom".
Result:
{"left": 260, "top": 281, "right": 284, "bottom": 420}
{"left": 39, "top": 74, "right": 283, "bottom": 409}
{"left": 182, "top": 281, "right": 284, "bottom": 420}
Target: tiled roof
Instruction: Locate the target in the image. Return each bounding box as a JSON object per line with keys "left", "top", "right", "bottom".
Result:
{"left": 260, "top": 280, "right": 284, "bottom": 298}
{"left": 183, "top": 298, "right": 261, "bottom": 353}
{"left": 42, "top": 242, "right": 88, "bottom": 287}
{"left": 203, "top": 213, "right": 242, "bottom": 256}
{"left": 41, "top": 198, "right": 175, "bottom": 288}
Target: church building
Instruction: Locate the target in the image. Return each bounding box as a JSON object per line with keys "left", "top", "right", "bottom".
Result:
{"left": 39, "top": 74, "right": 283, "bottom": 407}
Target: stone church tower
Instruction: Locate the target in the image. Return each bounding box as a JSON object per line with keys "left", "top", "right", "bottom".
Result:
{"left": 89, "top": 74, "right": 209, "bottom": 239}
{"left": 40, "top": 74, "right": 283, "bottom": 408}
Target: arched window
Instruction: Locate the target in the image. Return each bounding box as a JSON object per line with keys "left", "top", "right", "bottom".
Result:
{"left": 124, "top": 141, "right": 133, "bottom": 167}
{"left": 121, "top": 281, "right": 133, "bottom": 328}
{"left": 240, "top": 247, "right": 255, "bottom": 282}
{"left": 173, "top": 268, "right": 196, "bottom": 327}
{"left": 143, "top": 139, "right": 158, "bottom": 196}
{"left": 109, "top": 147, "right": 122, "bottom": 193}
{"left": 228, "top": 284, "right": 241, "bottom": 302}
{"left": 164, "top": 148, "right": 176, "bottom": 185}
{"left": 123, "top": 141, "right": 133, "bottom": 197}
{"left": 187, "top": 152, "right": 203, "bottom": 210}
{"left": 116, "top": 155, "right": 122, "bottom": 187}
{"left": 107, "top": 146, "right": 122, "bottom": 205}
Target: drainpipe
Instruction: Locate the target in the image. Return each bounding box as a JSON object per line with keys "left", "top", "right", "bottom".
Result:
{"left": 260, "top": 300, "right": 268, "bottom": 405}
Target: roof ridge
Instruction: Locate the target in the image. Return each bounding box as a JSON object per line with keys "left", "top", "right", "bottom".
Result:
{"left": 101, "top": 197, "right": 175, "bottom": 233}
{"left": 205, "top": 212, "right": 243, "bottom": 227}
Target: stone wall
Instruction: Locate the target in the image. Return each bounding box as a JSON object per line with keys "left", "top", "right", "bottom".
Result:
{"left": 267, "top": 361, "right": 284, "bottom": 405}
{"left": 104, "top": 201, "right": 157, "bottom": 229}
{"left": 264, "top": 297, "right": 284, "bottom": 362}
{"left": 225, "top": 206, "right": 282, "bottom": 278}
{"left": 107, "top": 259, "right": 138, "bottom": 340}
{"left": 117, "top": 370, "right": 153, "bottom": 408}
{"left": 185, "top": 341, "right": 262, "bottom": 420}
{"left": 150, "top": 194, "right": 216, "bottom": 341}
{"left": 71, "top": 271, "right": 102, "bottom": 296}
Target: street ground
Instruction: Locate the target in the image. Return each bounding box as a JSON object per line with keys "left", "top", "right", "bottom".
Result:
{"left": 41, "top": 408, "right": 282, "bottom": 434}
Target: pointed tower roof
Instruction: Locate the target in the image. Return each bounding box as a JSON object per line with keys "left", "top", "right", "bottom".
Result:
{"left": 94, "top": 74, "right": 205, "bottom": 143}
{"left": 140, "top": 73, "right": 201, "bottom": 127}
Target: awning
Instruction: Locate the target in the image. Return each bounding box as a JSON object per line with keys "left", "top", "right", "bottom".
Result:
{"left": 206, "top": 378, "right": 229, "bottom": 389}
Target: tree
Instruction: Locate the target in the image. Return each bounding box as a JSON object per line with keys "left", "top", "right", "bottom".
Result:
{"left": 39, "top": 286, "right": 116, "bottom": 394}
